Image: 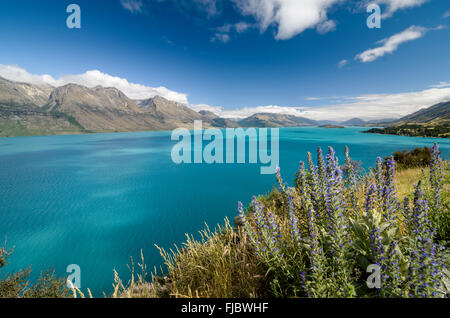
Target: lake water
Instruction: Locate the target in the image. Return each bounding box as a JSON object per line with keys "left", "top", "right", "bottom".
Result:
{"left": 0, "top": 127, "right": 448, "bottom": 296}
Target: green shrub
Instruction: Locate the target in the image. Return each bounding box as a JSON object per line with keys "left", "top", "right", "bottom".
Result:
{"left": 389, "top": 147, "right": 431, "bottom": 170}
{"left": 0, "top": 246, "right": 69, "bottom": 298}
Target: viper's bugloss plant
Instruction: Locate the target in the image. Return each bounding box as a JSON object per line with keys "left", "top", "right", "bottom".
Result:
{"left": 405, "top": 181, "right": 446, "bottom": 297}
{"left": 239, "top": 145, "right": 448, "bottom": 298}
{"left": 428, "top": 143, "right": 449, "bottom": 241}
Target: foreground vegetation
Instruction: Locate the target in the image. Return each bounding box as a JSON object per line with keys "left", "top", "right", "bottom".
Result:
{"left": 0, "top": 246, "right": 68, "bottom": 298}
{"left": 1, "top": 145, "right": 449, "bottom": 298}
{"left": 113, "top": 144, "right": 449, "bottom": 298}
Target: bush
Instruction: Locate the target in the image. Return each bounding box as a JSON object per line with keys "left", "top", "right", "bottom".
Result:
{"left": 389, "top": 147, "right": 431, "bottom": 170}
{"left": 0, "top": 246, "right": 69, "bottom": 298}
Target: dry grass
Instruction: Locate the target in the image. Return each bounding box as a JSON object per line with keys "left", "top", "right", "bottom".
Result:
{"left": 117, "top": 218, "right": 267, "bottom": 298}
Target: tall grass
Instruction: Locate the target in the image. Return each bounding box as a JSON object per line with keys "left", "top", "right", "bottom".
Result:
{"left": 117, "top": 219, "right": 268, "bottom": 298}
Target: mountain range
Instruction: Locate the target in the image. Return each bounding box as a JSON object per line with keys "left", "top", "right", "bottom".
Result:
{"left": 0, "top": 76, "right": 448, "bottom": 137}
{"left": 238, "top": 113, "right": 317, "bottom": 128}
{"left": 0, "top": 76, "right": 236, "bottom": 137}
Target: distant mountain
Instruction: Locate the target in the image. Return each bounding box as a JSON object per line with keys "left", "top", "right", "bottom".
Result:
{"left": 340, "top": 118, "right": 366, "bottom": 126}
{"left": 198, "top": 110, "right": 239, "bottom": 128}
{"left": 238, "top": 113, "right": 317, "bottom": 128}
{"left": 364, "top": 101, "right": 450, "bottom": 138}
{"left": 366, "top": 118, "right": 397, "bottom": 124}
{"left": 0, "top": 76, "right": 237, "bottom": 137}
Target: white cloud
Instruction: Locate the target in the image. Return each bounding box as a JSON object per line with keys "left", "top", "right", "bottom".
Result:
{"left": 234, "top": 21, "right": 252, "bottom": 33}
{"left": 430, "top": 82, "right": 450, "bottom": 88}
{"left": 189, "top": 103, "right": 224, "bottom": 114}
{"left": 190, "top": 104, "right": 310, "bottom": 119}
{"left": 372, "top": 0, "right": 429, "bottom": 18}
{"left": 443, "top": 10, "right": 450, "bottom": 19}
{"left": 316, "top": 19, "right": 337, "bottom": 34}
{"left": 232, "top": 0, "right": 341, "bottom": 40}
{"left": 338, "top": 59, "right": 348, "bottom": 68}
{"left": 212, "top": 21, "right": 254, "bottom": 43}
{"left": 190, "top": 84, "right": 450, "bottom": 121}
{"left": 210, "top": 32, "right": 231, "bottom": 43}
{"left": 301, "top": 85, "right": 450, "bottom": 121}
{"left": 0, "top": 64, "right": 188, "bottom": 104}
{"left": 120, "top": 0, "right": 144, "bottom": 14}
{"left": 217, "top": 21, "right": 253, "bottom": 33}
{"left": 305, "top": 96, "right": 321, "bottom": 101}
{"left": 355, "top": 25, "right": 428, "bottom": 63}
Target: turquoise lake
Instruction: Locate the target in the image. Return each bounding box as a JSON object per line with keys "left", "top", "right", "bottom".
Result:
{"left": 0, "top": 127, "right": 449, "bottom": 296}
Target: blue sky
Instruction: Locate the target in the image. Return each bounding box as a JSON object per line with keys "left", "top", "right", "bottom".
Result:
{"left": 0, "top": 0, "right": 449, "bottom": 120}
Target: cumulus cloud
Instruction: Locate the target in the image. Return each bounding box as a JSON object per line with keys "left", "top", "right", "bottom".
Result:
{"left": 232, "top": 0, "right": 341, "bottom": 40}
{"left": 355, "top": 25, "right": 428, "bottom": 63}
{"left": 443, "top": 10, "right": 450, "bottom": 19}
{"left": 0, "top": 64, "right": 188, "bottom": 103}
{"left": 190, "top": 84, "right": 450, "bottom": 121}
{"left": 120, "top": 0, "right": 144, "bottom": 14}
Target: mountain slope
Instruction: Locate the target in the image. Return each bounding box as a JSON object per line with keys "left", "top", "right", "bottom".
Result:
{"left": 137, "top": 96, "right": 203, "bottom": 126}
{"left": 0, "top": 77, "right": 84, "bottom": 137}
{"left": 390, "top": 101, "right": 450, "bottom": 126}
{"left": 364, "top": 101, "right": 450, "bottom": 138}
{"left": 0, "top": 76, "right": 53, "bottom": 107}
{"left": 238, "top": 113, "right": 317, "bottom": 128}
